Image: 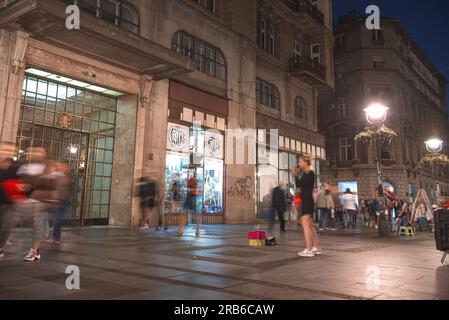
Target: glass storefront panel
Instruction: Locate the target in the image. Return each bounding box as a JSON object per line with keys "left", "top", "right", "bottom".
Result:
{"left": 165, "top": 123, "right": 224, "bottom": 215}
{"left": 204, "top": 158, "right": 223, "bottom": 213}
{"left": 18, "top": 73, "right": 118, "bottom": 225}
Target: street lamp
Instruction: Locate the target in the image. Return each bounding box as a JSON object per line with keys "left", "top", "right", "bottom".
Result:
{"left": 363, "top": 102, "right": 389, "bottom": 185}
{"left": 424, "top": 138, "right": 444, "bottom": 203}
{"left": 364, "top": 103, "right": 389, "bottom": 125}
{"left": 425, "top": 138, "right": 443, "bottom": 153}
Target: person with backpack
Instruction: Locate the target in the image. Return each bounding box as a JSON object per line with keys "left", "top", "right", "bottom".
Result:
{"left": 136, "top": 176, "right": 157, "bottom": 230}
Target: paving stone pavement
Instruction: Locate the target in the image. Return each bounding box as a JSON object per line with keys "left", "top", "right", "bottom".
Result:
{"left": 0, "top": 224, "right": 448, "bottom": 300}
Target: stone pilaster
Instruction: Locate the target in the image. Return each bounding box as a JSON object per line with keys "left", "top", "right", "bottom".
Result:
{"left": 0, "top": 28, "right": 29, "bottom": 143}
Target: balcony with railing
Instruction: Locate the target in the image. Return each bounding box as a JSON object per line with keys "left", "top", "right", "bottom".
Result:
{"left": 281, "top": 0, "right": 324, "bottom": 27}
{"left": 289, "top": 55, "right": 325, "bottom": 86}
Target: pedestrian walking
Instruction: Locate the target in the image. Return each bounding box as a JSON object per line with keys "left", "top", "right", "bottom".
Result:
{"left": 175, "top": 168, "right": 200, "bottom": 237}
{"left": 136, "top": 176, "right": 157, "bottom": 230}
{"left": 271, "top": 183, "right": 287, "bottom": 232}
{"left": 0, "top": 142, "right": 22, "bottom": 258}
{"left": 292, "top": 155, "right": 321, "bottom": 258}
{"left": 316, "top": 183, "right": 334, "bottom": 230}
{"left": 342, "top": 188, "right": 357, "bottom": 232}
{"left": 19, "top": 147, "right": 58, "bottom": 261}
{"left": 48, "top": 162, "right": 72, "bottom": 244}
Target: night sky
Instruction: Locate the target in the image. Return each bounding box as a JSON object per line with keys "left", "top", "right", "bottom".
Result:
{"left": 332, "top": 0, "right": 449, "bottom": 113}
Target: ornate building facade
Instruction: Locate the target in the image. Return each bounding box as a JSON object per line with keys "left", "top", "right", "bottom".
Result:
{"left": 0, "top": 0, "right": 333, "bottom": 226}
{"left": 319, "top": 11, "right": 449, "bottom": 201}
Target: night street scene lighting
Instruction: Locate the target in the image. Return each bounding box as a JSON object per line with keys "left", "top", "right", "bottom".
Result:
{"left": 0, "top": 0, "right": 448, "bottom": 312}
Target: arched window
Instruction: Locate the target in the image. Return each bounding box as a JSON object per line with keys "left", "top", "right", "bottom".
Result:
{"left": 64, "top": 0, "right": 139, "bottom": 34}
{"left": 171, "top": 31, "right": 227, "bottom": 81}
{"left": 256, "top": 78, "right": 280, "bottom": 109}
{"left": 294, "top": 96, "right": 307, "bottom": 120}
{"left": 120, "top": 2, "right": 139, "bottom": 34}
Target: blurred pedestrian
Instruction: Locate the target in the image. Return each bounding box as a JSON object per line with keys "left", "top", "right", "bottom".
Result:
{"left": 136, "top": 176, "right": 156, "bottom": 230}
{"left": 292, "top": 156, "right": 321, "bottom": 257}
{"left": 342, "top": 188, "right": 357, "bottom": 232}
{"left": 19, "top": 147, "right": 58, "bottom": 261}
{"left": 0, "top": 142, "right": 22, "bottom": 258}
{"left": 271, "top": 183, "right": 287, "bottom": 232}
{"left": 48, "top": 162, "right": 72, "bottom": 244}
{"left": 316, "top": 183, "right": 334, "bottom": 231}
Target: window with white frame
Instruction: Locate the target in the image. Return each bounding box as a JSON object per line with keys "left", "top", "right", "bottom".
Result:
{"left": 311, "top": 43, "right": 320, "bottom": 65}
{"left": 339, "top": 137, "right": 353, "bottom": 161}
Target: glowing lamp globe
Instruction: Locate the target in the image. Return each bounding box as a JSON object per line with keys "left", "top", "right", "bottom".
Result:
{"left": 425, "top": 139, "right": 443, "bottom": 153}
{"left": 364, "top": 103, "right": 389, "bottom": 125}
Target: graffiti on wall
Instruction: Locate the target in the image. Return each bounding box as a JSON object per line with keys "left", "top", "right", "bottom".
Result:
{"left": 227, "top": 176, "right": 254, "bottom": 202}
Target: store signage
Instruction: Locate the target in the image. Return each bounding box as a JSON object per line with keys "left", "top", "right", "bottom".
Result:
{"left": 205, "top": 131, "right": 223, "bottom": 159}
{"left": 167, "top": 123, "right": 189, "bottom": 153}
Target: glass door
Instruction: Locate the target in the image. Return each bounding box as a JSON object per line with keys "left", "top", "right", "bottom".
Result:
{"left": 17, "top": 124, "right": 89, "bottom": 225}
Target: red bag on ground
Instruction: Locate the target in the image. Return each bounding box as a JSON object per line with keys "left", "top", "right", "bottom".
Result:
{"left": 248, "top": 231, "right": 266, "bottom": 240}
{"left": 1, "top": 179, "right": 26, "bottom": 203}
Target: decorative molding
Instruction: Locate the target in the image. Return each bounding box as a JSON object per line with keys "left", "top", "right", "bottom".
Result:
{"left": 139, "top": 74, "right": 153, "bottom": 107}
{"left": 11, "top": 29, "right": 29, "bottom": 74}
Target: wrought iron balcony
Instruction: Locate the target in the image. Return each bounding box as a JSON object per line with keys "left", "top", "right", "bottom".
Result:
{"left": 281, "top": 0, "right": 324, "bottom": 26}
{"left": 289, "top": 56, "right": 325, "bottom": 85}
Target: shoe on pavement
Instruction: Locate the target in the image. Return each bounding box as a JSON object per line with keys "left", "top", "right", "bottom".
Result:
{"left": 24, "top": 248, "right": 41, "bottom": 261}
{"left": 311, "top": 247, "right": 322, "bottom": 255}
{"left": 297, "top": 249, "right": 315, "bottom": 258}
{"left": 140, "top": 224, "right": 150, "bottom": 230}
{"left": 6, "top": 241, "right": 12, "bottom": 246}
{"left": 0, "top": 250, "right": 4, "bottom": 258}
{"left": 174, "top": 230, "right": 184, "bottom": 236}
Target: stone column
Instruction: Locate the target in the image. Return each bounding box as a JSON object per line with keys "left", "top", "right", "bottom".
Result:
{"left": 224, "top": 41, "right": 257, "bottom": 224}
{"left": 109, "top": 95, "right": 138, "bottom": 226}
{"left": 130, "top": 76, "right": 169, "bottom": 227}
{"left": 0, "top": 28, "right": 29, "bottom": 143}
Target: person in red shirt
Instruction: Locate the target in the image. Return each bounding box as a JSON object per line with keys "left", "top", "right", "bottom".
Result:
{"left": 0, "top": 142, "right": 21, "bottom": 258}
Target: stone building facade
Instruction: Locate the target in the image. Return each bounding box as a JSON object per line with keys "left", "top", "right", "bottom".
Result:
{"left": 0, "top": 0, "right": 333, "bottom": 226}
{"left": 319, "top": 11, "right": 449, "bottom": 201}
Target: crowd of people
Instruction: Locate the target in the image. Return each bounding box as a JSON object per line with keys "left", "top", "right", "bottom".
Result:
{"left": 0, "top": 143, "right": 72, "bottom": 261}
{"left": 266, "top": 154, "right": 447, "bottom": 257}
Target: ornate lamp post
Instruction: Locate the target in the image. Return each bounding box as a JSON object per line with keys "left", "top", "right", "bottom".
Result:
{"left": 422, "top": 138, "right": 449, "bottom": 203}
{"left": 355, "top": 103, "right": 395, "bottom": 185}
{"left": 355, "top": 103, "right": 396, "bottom": 237}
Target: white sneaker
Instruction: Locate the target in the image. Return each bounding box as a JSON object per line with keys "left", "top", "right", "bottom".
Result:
{"left": 311, "top": 247, "right": 322, "bottom": 255}
{"left": 140, "top": 224, "right": 150, "bottom": 230}
{"left": 24, "top": 248, "right": 41, "bottom": 261}
{"left": 297, "top": 249, "right": 315, "bottom": 258}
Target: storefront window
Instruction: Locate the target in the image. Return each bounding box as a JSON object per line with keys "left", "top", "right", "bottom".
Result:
{"left": 165, "top": 123, "right": 224, "bottom": 215}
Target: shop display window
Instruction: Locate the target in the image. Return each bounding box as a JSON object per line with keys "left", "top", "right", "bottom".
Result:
{"left": 165, "top": 123, "right": 224, "bottom": 215}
